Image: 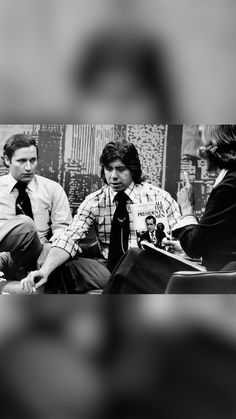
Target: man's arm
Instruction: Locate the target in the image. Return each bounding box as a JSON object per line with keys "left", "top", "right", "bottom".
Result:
{"left": 21, "top": 195, "right": 98, "bottom": 293}
{"left": 21, "top": 247, "right": 70, "bottom": 293}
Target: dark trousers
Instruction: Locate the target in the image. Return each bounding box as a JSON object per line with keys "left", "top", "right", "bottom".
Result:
{"left": 0, "top": 215, "right": 43, "bottom": 293}
{"left": 0, "top": 215, "right": 42, "bottom": 276}
{"left": 103, "top": 248, "right": 196, "bottom": 294}
{"left": 45, "top": 256, "right": 110, "bottom": 294}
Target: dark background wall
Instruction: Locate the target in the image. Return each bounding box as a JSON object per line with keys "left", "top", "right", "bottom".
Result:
{"left": 0, "top": 124, "right": 216, "bottom": 217}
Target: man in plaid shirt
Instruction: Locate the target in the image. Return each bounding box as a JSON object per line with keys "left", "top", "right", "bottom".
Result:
{"left": 21, "top": 140, "right": 181, "bottom": 293}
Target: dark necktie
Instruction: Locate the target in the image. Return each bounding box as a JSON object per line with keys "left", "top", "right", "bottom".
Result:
{"left": 151, "top": 231, "right": 157, "bottom": 246}
{"left": 15, "top": 182, "right": 34, "bottom": 219}
{"left": 107, "top": 191, "right": 130, "bottom": 272}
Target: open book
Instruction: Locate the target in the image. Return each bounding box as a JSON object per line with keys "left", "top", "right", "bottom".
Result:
{"left": 141, "top": 241, "right": 206, "bottom": 272}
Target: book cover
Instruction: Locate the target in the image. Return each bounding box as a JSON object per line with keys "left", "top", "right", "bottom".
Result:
{"left": 130, "top": 200, "right": 169, "bottom": 248}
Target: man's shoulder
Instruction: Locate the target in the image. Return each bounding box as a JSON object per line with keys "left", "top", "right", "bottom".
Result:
{"left": 0, "top": 174, "right": 12, "bottom": 189}
{"left": 0, "top": 174, "right": 9, "bottom": 183}
{"left": 84, "top": 185, "right": 109, "bottom": 201}
{"left": 218, "top": 170, "right": 236, "bottom": 188}
{"left": 34, "top": 175, "right": 63, "bottom": 189}
{"left": 137, "top": 182, "right": 171, "bottom": 197}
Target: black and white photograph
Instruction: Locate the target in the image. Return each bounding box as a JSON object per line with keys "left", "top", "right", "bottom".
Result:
{"left": 1, "top": 123, "right": 236, "bottom": 296}
{"left": 1, "top": 1, "right": 236, "bottom": 418}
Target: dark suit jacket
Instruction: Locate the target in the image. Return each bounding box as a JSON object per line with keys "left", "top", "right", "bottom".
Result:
{"left": 140, "top": 229, "right": 166, "bottom": 248}
{"left": 173, "top": 169, "right": 236, "bottom": 270}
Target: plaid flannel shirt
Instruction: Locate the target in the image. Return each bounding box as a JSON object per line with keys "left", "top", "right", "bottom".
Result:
{"left": 52, "top": 182, "right": 181, "bottom": 259}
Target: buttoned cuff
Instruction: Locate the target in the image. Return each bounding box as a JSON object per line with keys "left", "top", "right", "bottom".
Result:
{"left": 172, "top": 215, "right": 198, "bottom": 231}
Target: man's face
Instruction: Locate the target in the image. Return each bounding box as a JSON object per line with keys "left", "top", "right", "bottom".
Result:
{"left": 146, "top": 219, "right": 155, "bottom": 232}
{"left": 104, "top": 158, "right": 133, "bottom": 192}
{"left": 6, "top": 146, "right": 38, "bottom": 183}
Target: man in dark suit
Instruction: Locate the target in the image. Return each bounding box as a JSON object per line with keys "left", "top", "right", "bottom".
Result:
{"left": 140, "top": 216, "right": 166, "bottom": 248}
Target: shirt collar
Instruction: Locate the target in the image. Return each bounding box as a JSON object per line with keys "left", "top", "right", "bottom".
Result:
{"left": 149, "top": 228, "right": 156, "bottom": 234}
{"left": 25, "top": 176, "right": 36, "bottom": 192}
{"left": 124, "top": 182, "right": 136, "bottom": 202}
{"left": 9, "top": 173, "right": 36, "bottom": 193}
{"left": 110, "top": 182, "right": 136, "bottom": 203}
{"left": 7, "top": 173, "right": 18, "bottom": 193}
{"left": 213, "top": 169, "right": 228, "bottom": 188}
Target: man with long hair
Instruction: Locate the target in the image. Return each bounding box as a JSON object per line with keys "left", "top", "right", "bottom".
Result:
{"left": 104, "top": 125, "right": 236, "bottom": 294}
{"left": 21, "top": 140, "right": 181, "bottom": 293}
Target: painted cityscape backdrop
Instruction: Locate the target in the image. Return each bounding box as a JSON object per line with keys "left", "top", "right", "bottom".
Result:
{"left": 0, "top": 124, "right": 217, "bottom": 217}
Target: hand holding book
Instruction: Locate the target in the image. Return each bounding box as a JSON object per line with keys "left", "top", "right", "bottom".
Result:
{"left": 162, "top": 237, "right": 184, "bottom": 255}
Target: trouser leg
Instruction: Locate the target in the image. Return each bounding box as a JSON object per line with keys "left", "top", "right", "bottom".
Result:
{"left": 0, "top": 252, "right": 9, "bottom": 292}
{"left": 0, "top": 252, "right": 10, "bottom": 273}
{"left": 103, "top": 248, "right": 186, "bottom": 294}
{"left": 45, "top": 256, "right": 110, "bottom": 294}
{"left": 0, "top": 215, "right": 42, "bottom": 281}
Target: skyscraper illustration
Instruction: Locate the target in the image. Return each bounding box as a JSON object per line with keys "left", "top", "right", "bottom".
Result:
{"left": 37, "top": 124, "right": 66, "bottom": 184}
{"left": 180, "top": 125, "right": 217, "bottom": 217}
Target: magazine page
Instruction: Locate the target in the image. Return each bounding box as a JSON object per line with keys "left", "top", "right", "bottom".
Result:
{"left": 141, "top": 241, "right": 206, "bottom": 272}
{"left": 130, "top": 200, "right": 169, "bottom": 248}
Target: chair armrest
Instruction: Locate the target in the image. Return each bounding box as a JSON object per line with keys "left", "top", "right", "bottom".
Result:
{"left": 166, "top": 270, "right": 236, "bottom": 294}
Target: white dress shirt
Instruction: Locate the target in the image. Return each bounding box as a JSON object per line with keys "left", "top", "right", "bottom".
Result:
{"left": 0, "top": 173, "right": 72, "bottom": 243}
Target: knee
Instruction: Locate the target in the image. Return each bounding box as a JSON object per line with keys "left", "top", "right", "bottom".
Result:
{"left": 14, "top": 215, "right": 36, "bottom": 234}
{"left": 0, "top": 252, "right": 10, "bottom": 270}
{"left": 116, "top": 247, "right": 142, "bottom": 269}
{"left": 125, "top": 247, "right": 142, "bottom": 260}
{"left": 1, "top": 281, "right": 30, "bottom": 294}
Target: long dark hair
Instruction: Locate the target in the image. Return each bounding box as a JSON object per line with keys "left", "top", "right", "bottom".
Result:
{"left": 100, "top": 140, "right": 144, "bottom": 184}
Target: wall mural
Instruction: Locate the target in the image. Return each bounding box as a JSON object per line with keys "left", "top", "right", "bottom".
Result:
{"left": 0, "top": 124, "right": 215, "bottom": 216}
{"left": 180, "top": 125, "right": 217, "bottom": 217}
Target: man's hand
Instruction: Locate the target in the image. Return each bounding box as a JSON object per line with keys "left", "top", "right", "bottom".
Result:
{"left": 162, "top": 238, "right": 184, "bottom": 255}
{"left": 21, "top": 270, "right": 48, "bottom": 294}
{"left": 177, "top": 171, "right": 195, "bottom": 216}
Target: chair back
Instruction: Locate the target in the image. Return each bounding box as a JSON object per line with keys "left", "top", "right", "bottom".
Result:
{"left": 166, "top": 270, "right": 236, "bottom": 293}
